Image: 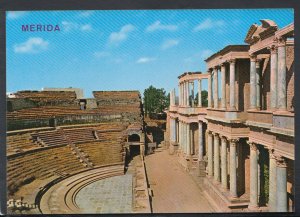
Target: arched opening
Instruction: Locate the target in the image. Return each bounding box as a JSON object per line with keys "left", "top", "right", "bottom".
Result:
{"left": 128, "top": 134, "right": 140, "bottom": 142}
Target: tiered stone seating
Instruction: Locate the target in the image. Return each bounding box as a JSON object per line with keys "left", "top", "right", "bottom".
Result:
{"left": 32, "top": 130, "right": 69, "bottom": 146}
{"left": 63, "top": 128, "right": 96, "bottom": 144}
{"left": 77, "top": 130, "right": 125, "bottom": 166}
{"left": 7, "top": 133, "right": 37, "bottom": 154}
{"left": 7, "top": 146, "right": 86, "bottom": 196}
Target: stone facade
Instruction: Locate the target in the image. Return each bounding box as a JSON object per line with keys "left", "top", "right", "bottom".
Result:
{"left": 166, "top": 20, "right": 294, "bottom": 212}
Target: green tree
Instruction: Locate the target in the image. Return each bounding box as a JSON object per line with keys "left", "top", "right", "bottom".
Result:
{"left": 143, "top": 85, "right": 169, "bottom": 117}
{"left": 194, "top": 90, "right": 208, "bottom": 107}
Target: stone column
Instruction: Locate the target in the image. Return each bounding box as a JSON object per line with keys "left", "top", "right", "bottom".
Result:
{"left": 221, "top": 63, "right": 226, "bottom": 109}
{"left": 198, "top": 79, "right": 202, "bottom": 107}
{"left": 169, "top": 90, "right": 173, "bottom": 106}
{"left": 178, "top": 84, "right": 181, "bottom": 106}
{"left": 208, "top": 71, "right": 212, "bottom": 108}
{"left": 276, "top": 156, "right": 288, "bottom": 212}
{"left": 268, "top": 149, "right": 277, "bottom": 212}
{"left": 277, "top": 37, "right": 287, "bottom": 111}
{"left": 213, "top": 133, "right": 220, "bottom": 182}
{"left": 229, "top": 59, "right": 236, "bottom": 110}
{"left": 269, "top": 45, "right": 278, "bottom": 110}
{"left": 169, "top": 118, "right": 173, "bottom": 143}
{"left": 250, "top": 55, "right": 257, "bottom": 109}
{"left": 186, "top": 123, "right": 191, "bottom": 156}
{"left": 187, "top": 81, "right": 191, "bottom": 107}
{"left": 191, "top": 81, "right": 195, "bottom": 107}
{"left": 182, "top": 122, "right": 186, "bottom": 153}
{"left": 256, "top": 60, "right": 261, "bottom": 109}
{"left": 198, "top": 121, "right": 203, "bottom": 161}
{"left": 213, "top": 67, "right": 219, "bottom": 109}
{"left": 230, "top": 139, "right": 238, "bottom": 198}
{"left": 249, "top": 142, "right": 259, "bottom": 209}
{"left": 207, "top": 131, "right": 213, "bottom": 177}
{"left": 182, "top": 82, "right": 185, "bottom": 106}
{"left": 221, "top": 136, "right": 228, "bottom": 189}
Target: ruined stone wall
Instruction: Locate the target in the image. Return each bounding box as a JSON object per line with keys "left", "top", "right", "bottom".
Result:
{"left": 93, "top": 91, "right": 143, "bottom": 124}
{"left": 7, "top": 98, "right": 37, "bottom": 112}
{"left": 14, "top": 90, "right": 78, "bottom": 107}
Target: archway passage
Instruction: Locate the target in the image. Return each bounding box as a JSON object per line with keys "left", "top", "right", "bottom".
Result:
{"left": 129, "top": 145, "right": 140, "bottom": 157}
{"left": 128, "top": 134, "right": 140, "bottom": 142}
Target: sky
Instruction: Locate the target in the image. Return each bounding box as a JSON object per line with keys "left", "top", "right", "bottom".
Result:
{"left": 6, "top": 9, "right": 294, "bottom": 98}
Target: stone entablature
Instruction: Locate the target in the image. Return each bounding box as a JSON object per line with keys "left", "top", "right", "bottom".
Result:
{"left": 205, "top": 45, "right": 249, "bottom": 70}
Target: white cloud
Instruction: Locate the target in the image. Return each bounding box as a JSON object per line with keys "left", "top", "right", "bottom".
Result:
{"left": 136, "top": 57, "right": 156, "bottom": 64}
{"left": 193, "top": 18, "right": 225, "bottom": 32}
{"left": 81, "top": 24, "right": 93, "bottom": 31}
{"left": 14, "top": 37, "right": 49, "bottom": 54}
{"left": 62, "top": 21, "right": 93, "bottom": 32}
{"left": 161, "top": 39, "right": 179, "bottom": 50}
{"left": 109, "top": 24, "right": 135, "bottom": 44}
{"left": 184, "top": 49, "right": 213, "bottom": 63}
{"left": 62, "top": 21, "right": 78, "bottom": 32}
{"left": 78, "top": 11, "right": 94, "bottom": 18}
{"left": 94, "top": 51, "right": 110, "bottom": 58}
{"left": 146, "top": 21, "right": 178, "bottom": 32}
{"left": 7, "top": 11, "right": 28, "bottom": 19}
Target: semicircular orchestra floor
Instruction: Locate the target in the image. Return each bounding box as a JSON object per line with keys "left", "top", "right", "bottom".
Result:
{"left": 75, "top": 174, "right": 132, "bottom": 213}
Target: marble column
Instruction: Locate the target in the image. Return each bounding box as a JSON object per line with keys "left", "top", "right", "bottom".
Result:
{"left": 229, "top": 59, "right": 236, "bottom": 110}
{"left": 213, "top": 133, "right": 220, "bottom": 182}
{"left": 191, "top": 81, "right": 195, "bottom": 107}
{"left": 230, "top": 139, "right": 238, "bottom": 198}
{"left": 269, "top": 45, "right": 278, "bottom": 110}
{"left": 207, "top": 131, "right": 213, "bottom": 177}
{"left": 172, "top": 118, "right": 176, "bottom": 142}
{"left": 187, "top": 81, "right": 191, "bottom": 107}
{"left": 268, "top": 149, "right": 277, "bottom": 212}
{"left": 213, "top": 67, "right": 219, "bottom": 109}
{"left": 178, "top": 121, "right": 181, "bottom": 149}
{"left": 178, "top": 84, "right": 181, "bottom": 106}
{"left": 276, "top": 156, "right": 288, "bottom": 212}
{"left": 182, "top": 122, "right": 186, "bottom": 154}
{"left": 250, "top": 55, "right": 257, "bottom": 109}
{"left": 277, "top": 37, "right": 287, "bottom": 111}
{"left": 221, "top": 63, "right": 226, "bottom": 109}
{"left": 208, "top": 71, "right": 212, "bottom": 108}
{"left": 221, "top": 136, "right": 228, "bottom": 189}
{"left": 198, "top": 79, "right": 202, "bottom": 107}
{"left": 249, "top": 142, "right": 259, "bottom": 208}
{"left": 198, "top": 121, "right": 203, "bottom": 161}
{"left": 256, "top": 60, "right": 261, "bottom": 109}
{"left": 169, "top": 118, "right": 173, "bottom": 143}
{"left": 186, "top": 123, "right": 191, "bottom": 156}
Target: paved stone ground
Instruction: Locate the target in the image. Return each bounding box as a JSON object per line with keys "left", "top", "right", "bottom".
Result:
{"left": 75, "top": 174, "right": 133, "bottom": 213}
{"left": 145, "top": 148, "right": 214, "bottom": 213}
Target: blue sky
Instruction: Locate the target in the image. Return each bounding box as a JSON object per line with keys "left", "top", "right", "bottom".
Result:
{"left": 6, "top": 9, "right": 293, "bottom": 98}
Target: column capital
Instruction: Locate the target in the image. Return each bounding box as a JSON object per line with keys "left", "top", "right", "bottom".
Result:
{"left": 229, "top": 138, "right": 239, "bottom": 146}
{"left": 277, "top": 36, "right": 286, "bottom": 47}
{"left": 248, "top": 141, "right": 258, "bottom": 151}
{"left": 228, "top": 58, "right": 236, "bottom": 64}
{"left": 268, "top": 148, "right": 276, "bottom": 159}
{"left": 276, "top": 155, "right": 287, "bottom": 168}
{"left": 268, "top": 44, "right": 278, "bottom": 54}
{"left": 221, "top": 136, "right": 227, "bottom": 143}
{"left": 255, "top": 59, "right": 261, "bottom": 68}
{"left": 212, "top": 132, "right": 219, "bottom": 137}
{"left": 250, "top": 54, "right": 257, "bottom": 62}
{"left": 207, "top": 130, "right": 213, "bottom": 135}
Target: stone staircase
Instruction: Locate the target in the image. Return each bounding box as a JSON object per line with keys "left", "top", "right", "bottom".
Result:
{"left": 57, "top": 128, "right": 94, "bottom": 168}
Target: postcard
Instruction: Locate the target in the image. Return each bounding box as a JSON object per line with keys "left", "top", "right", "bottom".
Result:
{"left": 6, "top": 9, "right": 294, "bottom": 214}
